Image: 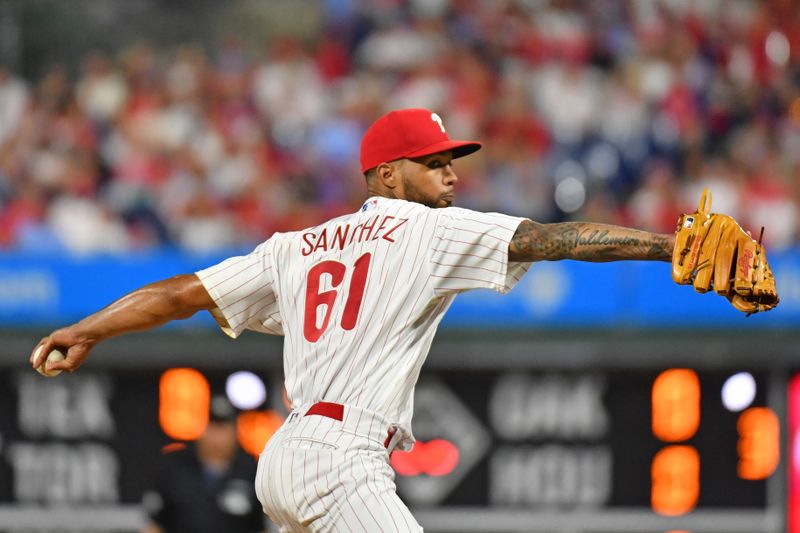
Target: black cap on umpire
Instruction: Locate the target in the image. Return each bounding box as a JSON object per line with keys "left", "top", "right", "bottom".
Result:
{"left": 209, "top": 394, "right": 237, "bottom": 424}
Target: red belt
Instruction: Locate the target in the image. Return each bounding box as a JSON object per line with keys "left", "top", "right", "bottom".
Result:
{"left": 305, "top": 401, "right": 395, "bottom": 449}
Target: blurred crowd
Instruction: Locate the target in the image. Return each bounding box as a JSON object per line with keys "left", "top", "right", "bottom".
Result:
{"left": 1, "top": 0, "right": 799, "bottom": 254}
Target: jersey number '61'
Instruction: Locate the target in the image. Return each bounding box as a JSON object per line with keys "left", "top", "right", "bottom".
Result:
{"left": 303, "top": 252, "right": 372, "bottom": 342}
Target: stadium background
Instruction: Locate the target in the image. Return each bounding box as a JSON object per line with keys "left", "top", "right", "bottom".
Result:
{"left": 0, "top": 0, "right": 799, "bottom": 531}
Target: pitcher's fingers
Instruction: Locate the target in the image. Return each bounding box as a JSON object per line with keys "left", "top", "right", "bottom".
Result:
{"left": 53, "top": 346, "right": 88, "bottom": 373}
{"left": 46, "top": 354, "right": 73, "bottom": 373}
{"left": 30, "top": 337, "right": 52, "bottom": 367}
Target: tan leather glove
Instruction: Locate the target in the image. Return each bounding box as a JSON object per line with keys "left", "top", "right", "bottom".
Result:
{"left": 672, "top": 188, "right": 779, "bottom": 315}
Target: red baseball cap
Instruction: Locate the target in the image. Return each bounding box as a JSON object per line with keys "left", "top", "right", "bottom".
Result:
{"left": 360, "top": 108, "right": 482, "bottom": 174}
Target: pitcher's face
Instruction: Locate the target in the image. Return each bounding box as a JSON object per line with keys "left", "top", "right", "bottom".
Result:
{"left": 397, "top": 150, "right": 458, "bottom": 208}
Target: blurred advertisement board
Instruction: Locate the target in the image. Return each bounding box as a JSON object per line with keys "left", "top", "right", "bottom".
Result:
{"left": 0, "top": 249, "right": 797, "bottom": 329}
{"left": 0, "top": 366, "right": 781, "bottom": 532}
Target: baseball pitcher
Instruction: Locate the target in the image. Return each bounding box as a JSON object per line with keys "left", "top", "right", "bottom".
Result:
{"left": 30, "top": 109, "right": 777, "bottom": 532}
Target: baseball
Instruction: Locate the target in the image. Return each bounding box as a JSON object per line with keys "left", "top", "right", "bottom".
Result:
{"left": 34, "top": 345, "right": 65, "bottom": 377}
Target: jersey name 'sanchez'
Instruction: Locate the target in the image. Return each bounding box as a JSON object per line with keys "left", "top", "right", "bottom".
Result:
{"left": 300, "top": 214, "right": 409, "bottom": 255}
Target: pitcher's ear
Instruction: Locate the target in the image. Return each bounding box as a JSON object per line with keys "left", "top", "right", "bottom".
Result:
{"left": 376, "top": 161, "right": 398, "bottom": 189}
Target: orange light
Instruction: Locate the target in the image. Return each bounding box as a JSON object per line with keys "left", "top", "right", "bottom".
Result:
{"left": 237, "top": 410, "right": 285, "bottom": 457}
{"left": 652, "top": 369, "right": 700, "bottom": 442}
{"left": 791, "top": 97, "right": 800, "bottom": 124}
{"left": 161, "top": 442, "right": 187, "bottom": 454}
{"left": 651, "top": 445, "right": 700, "bottom": 516}
{"left": 159, "top": 368, "right": 210, "bottom": 441}
{"left": 738, "top": 407, "right": 780, "bottom": 480}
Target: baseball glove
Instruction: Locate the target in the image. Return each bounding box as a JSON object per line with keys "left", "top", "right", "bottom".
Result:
{"left": 672, "top": 188, "right": 779, "bottom": 315}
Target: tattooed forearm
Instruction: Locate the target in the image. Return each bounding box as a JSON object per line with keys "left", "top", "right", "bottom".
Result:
{"left": 509, "top": 220, "right": 675, "bottom": 262}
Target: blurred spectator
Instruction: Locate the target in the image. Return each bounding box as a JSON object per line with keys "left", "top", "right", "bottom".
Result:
{"left": 76, "top": 52, "right": 128, "bottom": 127}
{"left": 0, "top": 66, "right": 29, "bottom": 147}
{"left": 252, "top": 37, "right": 328, "bottom": 150}
{"left": 141, "top": 395, "right": 266, "bottom": 533}
{"left": 0, "top": 0, "right": 798, "bottom": 254}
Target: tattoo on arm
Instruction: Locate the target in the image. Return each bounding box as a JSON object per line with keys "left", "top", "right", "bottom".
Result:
{"left": 509, "top": 220, "right": 674, "bottom": 263}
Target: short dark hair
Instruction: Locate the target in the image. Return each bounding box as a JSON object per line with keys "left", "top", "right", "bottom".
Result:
{"left": 364, "top": 168, "right": 377, "bottom": 182}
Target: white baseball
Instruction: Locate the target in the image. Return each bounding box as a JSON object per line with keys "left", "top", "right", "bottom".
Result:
{"left": 34, "top": 346, "right": 65, "bottom": 377}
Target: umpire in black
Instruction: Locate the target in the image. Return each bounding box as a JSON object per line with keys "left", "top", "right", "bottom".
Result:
{"left": 142, "top": 395, "right": 267, "bottom": 533}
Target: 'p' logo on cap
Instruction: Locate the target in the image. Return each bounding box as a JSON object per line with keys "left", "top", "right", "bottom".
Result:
{"left": 431, "top": 113, "right": 445, "bottom": 133}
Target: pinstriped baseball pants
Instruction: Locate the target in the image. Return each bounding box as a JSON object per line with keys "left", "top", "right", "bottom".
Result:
{"left": 256, "top": 405, "right": 423, "bottom": 532}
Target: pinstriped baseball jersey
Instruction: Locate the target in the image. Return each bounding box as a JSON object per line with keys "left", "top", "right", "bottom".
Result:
{"left": 197, "top": 196, "right": 530, "bottom": 449}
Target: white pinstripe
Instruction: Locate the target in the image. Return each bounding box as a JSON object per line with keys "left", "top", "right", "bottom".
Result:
{"left": 199, "top": 198, "right": 530, "bottom": 531}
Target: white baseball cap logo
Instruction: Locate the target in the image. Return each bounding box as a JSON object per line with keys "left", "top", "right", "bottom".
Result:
{"left": 431, "top": 113, "right": 446, "bottom": 133}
